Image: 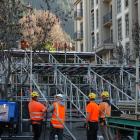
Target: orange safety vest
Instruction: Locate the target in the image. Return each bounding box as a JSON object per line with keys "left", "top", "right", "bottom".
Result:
{"left": 99, "top": 102, "right": 111, "bottom": 119}
{"left": 86, "top": 101, "right": 99, "bottom": 122}
{"left": 28, "top": 100, "right": 46, "bottom": 124}
{"left": 51, "top": 102, "right": 65, "bottom": 128}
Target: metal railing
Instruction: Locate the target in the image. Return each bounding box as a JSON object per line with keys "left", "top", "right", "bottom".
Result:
{"left": 103, "top": 11, "right": 112, "bottom": 25}
{"left": 74, "top": 31, "right": 83, "bottom": 40}
{"left": 73, "top": 54, "right": 136, "bottom": 112}
{"left": 33, "top": 52, "right": 88, "bottom": 117}
{"left": 74, "top": 54, "right": 86, "bottom": 64}
{"left": 74, "top": 9, "right": 83, "bottom": 19}
{"left": 103, "top": 37, "right": 113, "bottom": 44}
{"left": 23, "top": 52, "right": 77, "bottom": 140}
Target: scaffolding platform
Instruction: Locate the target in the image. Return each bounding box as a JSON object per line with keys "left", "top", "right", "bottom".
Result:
{"left": 1, "top": 50, "right": 140, "bottom": 139}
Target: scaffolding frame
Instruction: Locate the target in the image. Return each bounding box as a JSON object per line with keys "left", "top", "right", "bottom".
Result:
{"left": 0, "top": 50, "right": 139, "bottom": 139}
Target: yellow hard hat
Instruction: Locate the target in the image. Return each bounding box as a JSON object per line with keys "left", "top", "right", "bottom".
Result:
{"left": 101, "top": 91, "right": 109, "bottom": 98}
{"left": 88, "top": 93, "right": 96, "bottom": 99}
{"left": 31, "top": 91, "right": 39, "bottom": 97}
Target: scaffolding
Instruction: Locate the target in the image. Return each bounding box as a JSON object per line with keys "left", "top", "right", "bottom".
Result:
{"left": 0, "top": 49, "right": 139, "bottom": 139}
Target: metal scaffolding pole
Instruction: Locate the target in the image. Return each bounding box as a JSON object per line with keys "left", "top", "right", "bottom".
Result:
{"left": 20, "top": 60, "right": 23, "bottom": 132}
{"left": 135, "top": 57, "right": 139, "bottom": 114}
{"left": 30, "top": 46, "right": 32, "bottom": 92}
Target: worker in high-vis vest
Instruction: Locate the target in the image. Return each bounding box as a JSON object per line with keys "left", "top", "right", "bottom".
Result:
{"left": 99, "top": 91, "right": 112, "bottom": 140}
{"left": 86, "top": 92, "right": 99, "bottom": 140}
{"left": 49, "top": 94, "right": 66, "bottom": 140}
{"left": 28, "top": 91, "right": 47, "bottom": 140}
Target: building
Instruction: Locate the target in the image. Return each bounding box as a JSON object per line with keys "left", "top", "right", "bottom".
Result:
{"left": 74, "top": 0, "right": 140, "bottom": 64}
{"left": 74, "top": 0, "right": 91, "bottom": 52}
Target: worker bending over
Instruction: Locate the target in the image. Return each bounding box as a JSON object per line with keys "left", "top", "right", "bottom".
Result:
{"left": 28, "top": 91, "right": 47, "bottom": 140}
{"left": 86, "top": 92, "right": 99, "bottom": 140}
{"left": 49, "top": 94, "right": 66, "bottom": 140}
{"left": 99, "top": 91, "right": 111, "bottom": 140}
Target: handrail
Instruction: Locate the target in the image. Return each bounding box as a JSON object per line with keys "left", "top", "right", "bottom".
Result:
{"left": 74, "top": 54, "right": 136, "bottom": 112}
{"left": 74, "top": 54, "right": 136, "bottom": 100}
{"left": 55, "top": 68, "right": 88, "bottom": 118}
{"left": 34, "top": 51, "right": 88, "bottom": 117}
{"left": 23, "top": 51, "right": 77, "bottom": 140}
{"left": 74, "top": 54, "right": 86, "bottom": 63}
{"left": 94, "top": 53, "right": 108, "bottom": 64}
{"left": 120, "top": 66, "right": 136, "bottom": 78}
{"left": 90, "top": 69, "right": 134, "bottom": 101}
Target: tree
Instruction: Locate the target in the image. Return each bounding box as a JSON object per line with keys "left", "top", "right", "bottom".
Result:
{"left": 0, "top": 0, "right": 27, "bottom": 99}
{"left": 0, "top": 0, "right": 26, "bottom": 49}
{"left": 19, "top": 10, "right": 57, "bottom": 48}
{"left": 19, "top": 10, "right": 72, "bottom": 50}
{"left": 0, "top": 0, "right": 73, "bottom": 99}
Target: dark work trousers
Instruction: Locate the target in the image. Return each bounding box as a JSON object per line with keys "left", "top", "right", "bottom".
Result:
{"left": 99, "top": 119, "right": 113, "bottom": 140}
{"left": 87, "top": 121, "right": 98, "bottom": 140}
{"left": 49, "top": 123, "right": 63, "bottom": 140}
{"left": 32, "top": 123, "right": 42, "bottom": 140}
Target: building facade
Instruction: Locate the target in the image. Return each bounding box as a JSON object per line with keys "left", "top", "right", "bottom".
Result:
{"left": 74, "top": 0, "right": 92, "bottom": 52}
{"left": 74, "top": 0, "right": 140, "bottom": 64}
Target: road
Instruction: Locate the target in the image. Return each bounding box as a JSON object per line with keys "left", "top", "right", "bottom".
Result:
{"left": 0, "top": 122, "right": 103, "bottom": 140}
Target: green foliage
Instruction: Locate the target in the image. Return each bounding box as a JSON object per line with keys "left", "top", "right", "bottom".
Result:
{"left": 42, "top": 41, "right": 56, "bottom": 52}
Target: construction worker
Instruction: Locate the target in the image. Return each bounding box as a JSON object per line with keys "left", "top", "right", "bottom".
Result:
{"left": 28, "top": 91, "right": 47, "bottom": 140}
{"left": 49, "top": 94, "right": 66, "bottom": 140}
{"left": 99, "top": 91, "right": 111, "bottom": 140}
{"left": 86, "top": 92, "right": 99, "bottom": 140}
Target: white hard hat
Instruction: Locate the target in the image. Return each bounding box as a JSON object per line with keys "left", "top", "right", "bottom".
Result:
{"left": 56, "top": 94, "right": 63, "bottom": 98}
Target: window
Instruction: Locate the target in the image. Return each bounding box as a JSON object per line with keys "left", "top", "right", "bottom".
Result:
{"left": 80, "top": 2, "right": 83, "bottom": 10}
{"left": 80, "top": 22, "right": 83, "bottom": 32}
{"left": 96, "top": 0, "right": 98, "bottom": 5}
{"left": 80, "top": 22, "right": 83, "bottom": 38}
{"left": 125, "top": 42, "right": 130, "bottom": 63}
{"left": 118, "top": 18, "right": 122, "bottom": 40}
{"left": 92, "top": 36, "right": 95, "bottom": 47}
{"left": 96, "top": 9, "right": 99, "bottom": 28}
{"left": 125, "top": 0, "right": 129, "bottom": 7}
{"left": 91, "top": 0, "right": 94, "bottom": 8}
{"left": 125, "top": 14, "right": 129, "bottom": 37}
{"left": 96, "top": 33, "right": 99, "bottom": 45}
{"left": 117, "top": 0, "right": 121, "bottom": 13}
{"left": 91, "top": 14, "right": 94, "bottom": 31}
{"left": 80, "top": 43, "right": 83, "bottom": 52}
{"left": 110, "top": 29, "right": 113, "bottom": 43}
{"left": 110, "top": 5, "right": 112, "bottom": 14}
{"left": 125, "top": 42, "right": 130, "bottom": 55}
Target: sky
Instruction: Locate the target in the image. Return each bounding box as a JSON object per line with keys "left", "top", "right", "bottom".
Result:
{"left": 23, "top": 0, "right": 74, "bottom": 37}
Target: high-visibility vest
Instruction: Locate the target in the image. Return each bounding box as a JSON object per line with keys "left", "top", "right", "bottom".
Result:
{"left": 99, "top": 102, "right": 111, "bottom": 119}
{"left": 86, "top": 101, "right": 99, "bottom": 122}
{"left": 51, "top": 102, "right": 65, "bottom": 128}
{"left": 28, "top": 100, "right": 46, "bottom": 123}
